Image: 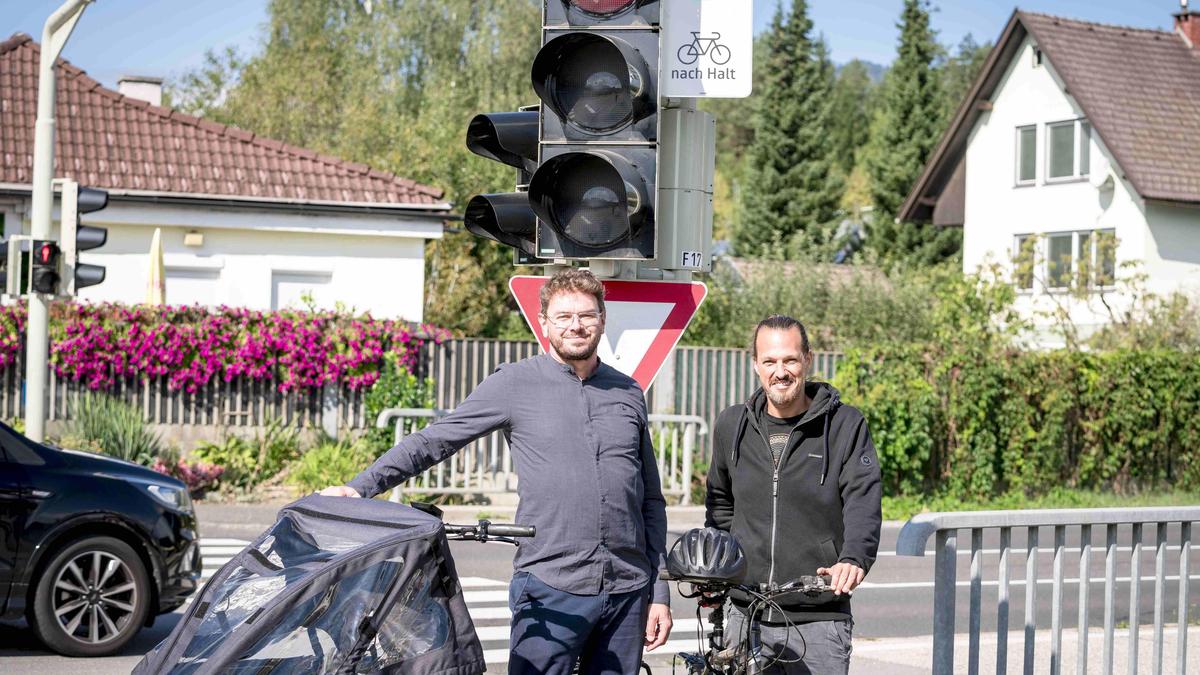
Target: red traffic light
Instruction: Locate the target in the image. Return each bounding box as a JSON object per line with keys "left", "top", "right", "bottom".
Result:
{"left": 33, "top": 241, "right": 59, "bottom": 266}
{"left": 569, "top": 0, "right": 636, "bottom": 15}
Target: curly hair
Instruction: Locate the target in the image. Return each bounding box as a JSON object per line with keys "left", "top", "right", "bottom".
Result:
{"left": 539, "top": 268, "right": 606, "bottom": 315}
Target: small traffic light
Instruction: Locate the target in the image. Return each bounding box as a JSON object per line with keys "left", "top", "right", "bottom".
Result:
{"left": 529, "top": 0, "right": 662, "bottom": 260}
{"left": 60, "top": 181, "right": 109, "bottom": 294}
{"left": 464, "top": 110, "right": 542, "bottom": 261}
{"left": 30, "top": 240, "right": 60, "bottom": 294}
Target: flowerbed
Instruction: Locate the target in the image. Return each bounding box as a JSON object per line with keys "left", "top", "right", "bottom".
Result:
{"left": 0, "top": 302, "right": 449, "bottom": 393}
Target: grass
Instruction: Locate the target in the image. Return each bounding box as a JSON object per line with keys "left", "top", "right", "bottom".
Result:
{"left": 882, "top": 488, "right": 1200, "bottom": 521}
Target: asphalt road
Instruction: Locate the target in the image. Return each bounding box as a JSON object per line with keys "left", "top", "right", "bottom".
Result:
{"left": 2, "top": 511, "right": 1196, "bottom": 674}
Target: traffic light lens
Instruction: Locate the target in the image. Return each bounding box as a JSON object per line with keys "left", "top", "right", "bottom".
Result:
{"left": 568, "top": 0, "right": 637, "bottom": 15}
{"left": 38, "top": 245, "right": 52, "bottom": 263}
{"left": 554, "top": 41, "right": 633, "bottom": 132}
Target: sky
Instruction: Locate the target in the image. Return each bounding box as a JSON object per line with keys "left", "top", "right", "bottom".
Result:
{"left": 1, "top": 0, "right": 1187, "bottom": 89}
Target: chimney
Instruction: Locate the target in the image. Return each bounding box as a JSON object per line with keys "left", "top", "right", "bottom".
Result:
{"left": 117, "top": 75, "right": 163, "bottom": 106}
{"left": 1177, "top": 0, "right": 1200, "bottom": 49}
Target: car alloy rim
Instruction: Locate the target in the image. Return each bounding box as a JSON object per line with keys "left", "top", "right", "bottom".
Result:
{"left": 51, "top": 550, "right": 138, "bottom": 644}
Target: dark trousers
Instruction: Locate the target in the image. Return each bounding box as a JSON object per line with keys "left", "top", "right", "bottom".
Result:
{"left": 508, "top": 571, "right": 649, "bottom": 675}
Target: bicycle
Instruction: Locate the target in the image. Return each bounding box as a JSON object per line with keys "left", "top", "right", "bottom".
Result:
{"left": 661, "top": 572, "right": 835, "bottom": 675}
{"left": 676, "top": 32, "right": 732, "bottom": 66}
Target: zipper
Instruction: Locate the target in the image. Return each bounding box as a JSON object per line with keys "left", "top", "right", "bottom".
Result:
{"left": 765, "top": 426, "right": 796, "bottom": 588}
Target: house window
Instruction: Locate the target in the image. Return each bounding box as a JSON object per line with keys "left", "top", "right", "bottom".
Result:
{"left": 1046, "top": 233, "right": 1073, "bottom": 288}
{"left": 1047, "top": 118, "right": 1090, "bottom": 180}
{"left": 271, "top": 270, "right": 334, "bottom": 311}
{"left": 166, "top": 268, "right": 221, "bottom": 307}
{"left": 1033, "top": 48, "right": 1043, "bottom": 67}
{"left": 1014, "top": 235, "right": 1036, "bottom": 290}
{"left": 1016, "top": 126, "right": 1037, "bottom": 184}
{"left": 1015, "top": 229, "right": 1117, "bottom": 292}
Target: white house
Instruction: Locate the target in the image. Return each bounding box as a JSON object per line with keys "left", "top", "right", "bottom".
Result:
{"left": 901, "top": 7, "right": 1200, "bottom": 344}
{"left": 0, "top": 33, "right": 450, "bottom": 320}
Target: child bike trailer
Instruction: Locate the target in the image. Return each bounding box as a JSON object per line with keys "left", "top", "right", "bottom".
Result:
{"left": 133, "top": 494, "right": 485, "bottom": 674}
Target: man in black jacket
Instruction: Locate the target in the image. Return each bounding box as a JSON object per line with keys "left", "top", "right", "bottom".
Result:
{"left": 705, "top": 314, "right": 882, "bottom": 674}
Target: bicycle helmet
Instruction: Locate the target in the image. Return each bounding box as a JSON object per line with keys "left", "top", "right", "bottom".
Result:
{"left": 666, "top": 527, "right": 747, "bottom": 583}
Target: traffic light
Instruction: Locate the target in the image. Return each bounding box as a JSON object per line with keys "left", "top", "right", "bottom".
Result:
{"left": 529, "top": 0, "right": 662, "bottom": 260}
{"left": 60, "top": 181, "right": 108, "bottom": 294}
{"left": 30, "top": 240, "right": 60, "bottom": 294}
{"left": 464, "top": 109, "right": 542, "bottom": 261}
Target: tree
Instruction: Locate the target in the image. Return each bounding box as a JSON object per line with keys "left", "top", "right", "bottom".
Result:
{"left": 938, "top": 34, "right": 992, "bottom": 130}
{"left": 167, "top": 0, "right": 542, "bottom": 336}
{"left": 735, "top": 1, "right": 843, "bottom": 258}
{"left": 863, "top": 0, "right": 960, "bottom": 264}
{"left": 828, "top": 60, "right": 877, "bottom": 175}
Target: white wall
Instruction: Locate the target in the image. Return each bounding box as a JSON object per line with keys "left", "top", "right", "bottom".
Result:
{"left": 4, "top": 199, "right": 441, "bottom": 320}
{"left": 962, "top": 37, "right": 1171, "bottom": 344}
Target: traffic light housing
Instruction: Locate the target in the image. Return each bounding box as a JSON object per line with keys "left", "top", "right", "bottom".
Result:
{"left": 530, "top": 1, "right": 661, "bottom": 260}
{"left": 60, "top": 181, "right": 108, "bottom": 294}
{"left": 30, "top": 240, "right": 60, "bottom": 294}
{"left": 464, "top": 110, "right": 542, "bottom": 261}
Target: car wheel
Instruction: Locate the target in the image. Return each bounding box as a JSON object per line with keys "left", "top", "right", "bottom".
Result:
{"left": 30, "top": 535, "right": 151, "bottom": 656}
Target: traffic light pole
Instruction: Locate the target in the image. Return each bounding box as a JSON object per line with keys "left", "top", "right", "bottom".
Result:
{"left": 26, "top": 0, "right": 93, "bottom": 442}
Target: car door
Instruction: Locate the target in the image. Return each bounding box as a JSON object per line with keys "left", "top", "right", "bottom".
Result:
{"left": 0, "top": 442, "right": 32, "bottom": 614}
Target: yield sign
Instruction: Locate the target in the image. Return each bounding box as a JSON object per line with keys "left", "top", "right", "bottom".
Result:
{"left": 509, "top": 276, "right": 708, "bottom": 390}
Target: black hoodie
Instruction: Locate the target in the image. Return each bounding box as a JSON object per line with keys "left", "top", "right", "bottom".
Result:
{"left": 705, "top": 381, "right": 882, "bottom": 623}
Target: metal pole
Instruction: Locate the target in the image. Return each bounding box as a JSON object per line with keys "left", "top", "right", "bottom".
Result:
{"left": 25, "top": 0, "right": 93, "bottom": 442}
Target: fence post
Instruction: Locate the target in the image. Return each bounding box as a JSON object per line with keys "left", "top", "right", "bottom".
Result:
{"left": 933, "top": 528, "right": 957, "bottom": 675}
{"left": 321, "top": 384, "right": 339, "bottom": 440}
{"left": 652, "top": 350, "right": 676, "bottom": 415}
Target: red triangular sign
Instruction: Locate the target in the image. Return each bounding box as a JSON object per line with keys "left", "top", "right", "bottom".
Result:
{"left": 509, "top": 276, "right": 708, "bottom": 391}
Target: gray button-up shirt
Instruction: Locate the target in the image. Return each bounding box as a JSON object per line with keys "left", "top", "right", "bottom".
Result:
{"left": 347, "top": 354, "right": 670, "bottom": 604}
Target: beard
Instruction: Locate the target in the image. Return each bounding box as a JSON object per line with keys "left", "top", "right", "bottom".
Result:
{"left": 549, "top": 328, "right": 602, "bottom": 362}
{"left": 764, "top": 377, "right": 803, "bottom": 408}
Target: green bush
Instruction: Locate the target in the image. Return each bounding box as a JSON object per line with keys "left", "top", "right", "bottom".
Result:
{"left": 61, "top": 393, "right": 162, "bottom": 465}
{"left": 287, "top": 439, "right": 377, "bottom": 494}
{"left": 363, "top": 353, "right": 436, "bottom": 453}
{"left": 192, "top": 418, "right": 302, "bottom": 491}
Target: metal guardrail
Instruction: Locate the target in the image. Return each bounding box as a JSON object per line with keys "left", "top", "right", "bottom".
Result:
{"left": 375, "top": 407, "right": 707, "bottom": 505}
{"left": 897, "top": 507, "right": 1198, "bottom": 675}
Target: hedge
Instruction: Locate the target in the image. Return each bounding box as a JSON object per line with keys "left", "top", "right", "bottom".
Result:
{"left": 833, "top": 347, "right": 1200, "bottom": 499}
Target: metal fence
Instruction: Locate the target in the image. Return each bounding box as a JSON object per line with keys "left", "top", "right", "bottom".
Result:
{"left": 897, "top": 507, "right": 1199, "bottom": 675}
{"left": 1, "top": 338, "right": 841, "bottom": 449}
{"left": 375, "top": 407, "right": 707, "bottom": 504}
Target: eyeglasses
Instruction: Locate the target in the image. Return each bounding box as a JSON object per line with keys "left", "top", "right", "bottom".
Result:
{"left": 543, "top": 311, "right": 602, "bottom": 329}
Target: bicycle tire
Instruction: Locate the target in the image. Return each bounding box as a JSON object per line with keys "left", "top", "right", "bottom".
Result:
{"left": 710, "top": 44, "right": 732, "bottom": 66}
{"left": 677, "top": 43, "right": 700, "bottom": 66}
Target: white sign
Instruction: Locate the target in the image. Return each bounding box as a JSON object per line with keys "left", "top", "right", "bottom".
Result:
{"left": 662, "top": 0, "right": 753, "bottom": 98}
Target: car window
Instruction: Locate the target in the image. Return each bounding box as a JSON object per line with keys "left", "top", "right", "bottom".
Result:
{"left": 0, "top": 422, "right": 46, "bottom": 466}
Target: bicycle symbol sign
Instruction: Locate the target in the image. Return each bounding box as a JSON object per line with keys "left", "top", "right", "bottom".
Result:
{"left": 676, "top": 32, "right": 731, "bottom": 66}
{"left": 662, "top": 0, "right": 752, "bottom": 98}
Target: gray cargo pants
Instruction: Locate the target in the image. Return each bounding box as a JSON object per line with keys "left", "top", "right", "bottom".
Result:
{"left": 724, "top": 605, "right": 853, "bottom": 674}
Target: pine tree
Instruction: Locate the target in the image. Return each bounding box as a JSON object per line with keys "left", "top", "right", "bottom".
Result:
{"left": 735, "top": 1, "right": 843, "bottom": 258}
{"left": 863, "top": 0, "right": 961, "bottom": 264}
{"left": 828, "top": 60, "right": 877, "bottom": 175}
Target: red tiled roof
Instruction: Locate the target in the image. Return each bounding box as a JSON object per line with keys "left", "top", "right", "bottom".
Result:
{"left": 901, "top": 10, "right": 1200, "bottom": 221}
{"left": 0, "top": 33, "right": 448, "bottom": 209}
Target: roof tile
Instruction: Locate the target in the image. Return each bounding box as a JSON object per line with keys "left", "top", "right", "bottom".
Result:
{"left": 0, "top": 33, "right": 446, "bottom": 206}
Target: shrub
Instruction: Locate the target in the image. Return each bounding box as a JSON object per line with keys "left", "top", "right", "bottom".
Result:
{"left": 152, "top": 458, "right": 225, "bottom": 496}
{"left": 287, "top": 440, "right": 377, "bottom": 494}
{"left": 192, "top": 418, "right": 302, "bottom": 491}
{"left": 62, "top": 393, "right": 162, "bottom": 465}
{"left": 363, "top": 353, "right": 436, "bottom": 453}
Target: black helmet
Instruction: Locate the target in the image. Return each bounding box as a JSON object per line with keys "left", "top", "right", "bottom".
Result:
{"left": 666, "top": 527, "right": 747, "bottom": 583}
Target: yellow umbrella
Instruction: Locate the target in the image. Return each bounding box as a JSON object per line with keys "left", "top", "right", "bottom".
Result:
{"left": 146, "top": 227, "right": 166, "bottom": 305}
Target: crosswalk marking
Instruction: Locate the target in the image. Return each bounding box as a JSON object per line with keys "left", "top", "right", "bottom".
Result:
{"left": 197, "top": 539, "right": 715, "bottom": 666}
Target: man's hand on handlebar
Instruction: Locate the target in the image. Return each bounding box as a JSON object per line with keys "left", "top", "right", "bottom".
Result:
{"left": 319, "top": 485, "right": 361, "bottom": 498}
{"left": 816, "top": 561, "right": 864, "bottom": 596}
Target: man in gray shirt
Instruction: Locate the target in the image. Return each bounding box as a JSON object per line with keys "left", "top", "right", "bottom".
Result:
{"left": 322, "top": 268, "right": 672, "bottom": 675}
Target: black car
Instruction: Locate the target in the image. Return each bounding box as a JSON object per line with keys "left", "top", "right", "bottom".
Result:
{"left": 0, "top": 420, "right": 201, "bottom": 656}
